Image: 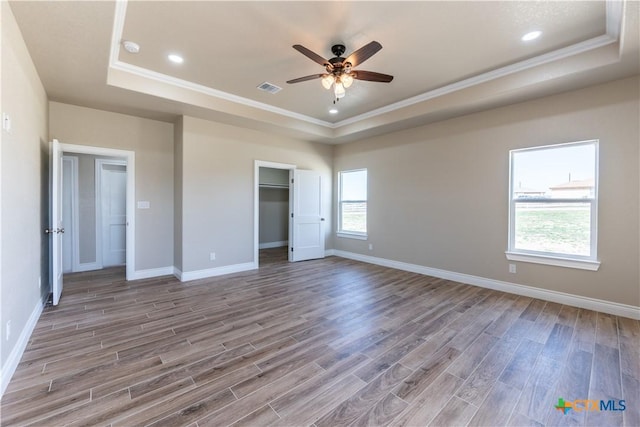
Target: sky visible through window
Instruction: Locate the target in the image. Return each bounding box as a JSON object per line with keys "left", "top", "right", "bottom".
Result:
{"left": 510, "top": 141, "right": 597, "bottom": 258}
{"left": 341, "top": 170, "right": 367, "bottom": 200}
{"left": 512, "top": 143, "right": 596, "bottom": 195}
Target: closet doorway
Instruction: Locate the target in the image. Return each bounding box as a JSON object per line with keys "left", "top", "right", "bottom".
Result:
{"left": 257, "top": 164, "right": 292, "bottom": 266}
{"left": 253, "top": 160, "right": 326, "bottom": 267}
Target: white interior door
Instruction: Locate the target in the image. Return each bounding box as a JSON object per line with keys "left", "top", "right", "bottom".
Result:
{"left": 50, "top": 140, "right": 64, "bottom": 305}
{"left": 100, "top": 163, "right": 127, "bottom": 267}
{"left": 291, "top": 169, "right": 324, "bottom": 261}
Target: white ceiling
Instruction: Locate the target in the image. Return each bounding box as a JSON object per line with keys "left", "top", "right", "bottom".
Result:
{"left": 9, "top": 1, "right": 640, "bottom": 144}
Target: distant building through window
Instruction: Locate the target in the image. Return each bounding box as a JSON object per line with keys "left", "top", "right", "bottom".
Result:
{"left": 507, "top": 140, "right": 599, "bottom": 270}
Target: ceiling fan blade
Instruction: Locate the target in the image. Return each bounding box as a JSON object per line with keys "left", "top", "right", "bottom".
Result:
{"left": 292, "top": 45, "right": 331, "bottom": 68}
{"left": 352, "top": 70, "right": 394, "bottom": 83}
{"left": 286, "top": 74, "right": 325, "bottom": 84}
{"left": 344, "top": 41, "right": 382, "bottom": 67}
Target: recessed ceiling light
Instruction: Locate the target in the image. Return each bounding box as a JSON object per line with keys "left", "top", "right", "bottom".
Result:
{"left": 122, "top": 40, "right": 140, "bottom": 54}
{"left": 168, "top": 54, "right": 184, "bottom": 64}
{"left": 521, "top": 31, "right": 542, "bottom": 42}
{"left": 329, "top": 109, "right": 338, "bottom": 114}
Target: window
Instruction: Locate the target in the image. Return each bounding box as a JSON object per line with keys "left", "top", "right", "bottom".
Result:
{"left": 338, "top": 169, "right": 367, "bottom": 238}
{"left": 507, "top": 140, "right": 599, "bottom": 270}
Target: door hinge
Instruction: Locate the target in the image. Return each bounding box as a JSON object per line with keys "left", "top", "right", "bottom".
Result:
{"left": 291, "top": 178, "right": 294, "bottom": 184}
{"left": 291, "top": 247, "right": 294, "bottom": 252}
{"left": 291, "top": 213, "right": 294, "bottom": 218}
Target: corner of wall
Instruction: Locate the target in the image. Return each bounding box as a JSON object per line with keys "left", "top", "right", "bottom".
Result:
{"left": 173, "top": 116, "right": 184, "bottom": 271}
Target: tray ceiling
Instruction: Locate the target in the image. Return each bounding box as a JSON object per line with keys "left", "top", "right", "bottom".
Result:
{"left": 9, "top": 1, "right": 639, "bottom": 143}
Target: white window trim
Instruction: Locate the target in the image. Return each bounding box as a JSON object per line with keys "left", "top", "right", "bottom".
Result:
{"left": 507, "top": 139, "right": 599, "bottom": 270}
{"left": 505, "top": 251, "right": 600, "bottom": 271}
{"left": 338, "top": 169, "right": 368, "bottom": 237}
{"left": 337, "top": 231, "right": 368, "bottom": 240}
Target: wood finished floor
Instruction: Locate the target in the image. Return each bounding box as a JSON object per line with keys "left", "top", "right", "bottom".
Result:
{"left": 2, "top": 248, "right": 638, "bottom": 427}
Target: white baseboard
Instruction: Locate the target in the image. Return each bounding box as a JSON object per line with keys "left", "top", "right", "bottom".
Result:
{"left": 259, "top": 241, "right": 288, "bottom": 249}
{"left": 1, "top": 299, "right": 44, "bottom": 397}
{"left": 175, "top": 262, "right": 258, "bottom": 282}
{"left": 131, "top": 266, "right": 175, "bottom": 280}
{"left": 73, "top": 262, "right": 102, "bottom": 273}
{"left": 332, "top": 250, "right": 640, "bottom": 320}
{"left": 325, "top": 249, "right": 336, "bottom": 257}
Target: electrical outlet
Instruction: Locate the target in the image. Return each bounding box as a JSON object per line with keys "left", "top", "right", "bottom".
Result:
{"left": 6, "top": 320, "right": 11, "bottom": 341}
{"left": 368, "top": 243, "right": 373, "bottom": 251}
{"left": 509, "top": 264, "right": 517, "bottom": 274}
{"left": 210, "top": 252, "right": 216, "bottom": 261}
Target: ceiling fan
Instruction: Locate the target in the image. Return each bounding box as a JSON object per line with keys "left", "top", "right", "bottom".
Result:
{"left": 286, "top": 41, "right": 393, "bottom": 102}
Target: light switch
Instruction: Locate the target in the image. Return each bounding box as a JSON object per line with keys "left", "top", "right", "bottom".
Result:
{"left": 137, "top": 201, "right": 150, "bottom": 209}
{"left": 2, "top": 113, "right": 11, "bottom": 133}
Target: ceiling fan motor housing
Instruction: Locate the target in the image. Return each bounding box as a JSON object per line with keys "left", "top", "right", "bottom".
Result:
{"left": 331, "top": 44, "right": 346, "bottom": 57}
{"left": 328, "top": 45, "right": 351, "bottom": 75}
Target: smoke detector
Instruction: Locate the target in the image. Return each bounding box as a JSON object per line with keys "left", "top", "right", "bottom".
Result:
{"left": 122, "top": 40, "right": 140, "bottom": 54}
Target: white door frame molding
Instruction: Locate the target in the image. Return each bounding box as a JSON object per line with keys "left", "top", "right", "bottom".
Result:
{"left": 58, "top": 143, "right": 135, "bottom": 280}
{"left": 254, "top": 160, "right": 296, "bottom": 266}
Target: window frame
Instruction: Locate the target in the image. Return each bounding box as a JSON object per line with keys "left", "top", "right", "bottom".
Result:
{"left": 506, "top": 140, "right": 600, "bottom": 271}
{"left": 337, "top": 168, "right": 368, "bottom": 239}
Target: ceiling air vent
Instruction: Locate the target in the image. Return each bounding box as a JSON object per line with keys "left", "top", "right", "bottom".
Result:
{"left": 257, "top": 82, "right": 282, "bottom": 94}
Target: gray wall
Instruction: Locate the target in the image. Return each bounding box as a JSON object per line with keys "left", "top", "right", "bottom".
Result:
{"left": 77, "top": 154, "right": 96, "bottom": 264}
{"left": 49, "top": 102, "right": 174, "bottom": 272}
{"left": 1, "top": 2, "right": 49, "bottom": 372}
{"left": 177, "top": 116, "right": 333, "bottom": 273}
{"left": 259, "top": 189, "right": 289, "bottom": 245}
{"left": 334, "top": 76, "right": 640, "bottom": 307}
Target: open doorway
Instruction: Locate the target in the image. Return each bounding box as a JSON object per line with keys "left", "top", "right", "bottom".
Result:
{"left": 254, "top": 161, "right": 295, "bottom": 267}
{"left": 51, "top": 141, "right": 135, "bottom": 306}
{"left": 253, "top": 160, "right": 326, "bottom": 268}
{"left": 61, "top": 155, "right": 127, "bottom": 273}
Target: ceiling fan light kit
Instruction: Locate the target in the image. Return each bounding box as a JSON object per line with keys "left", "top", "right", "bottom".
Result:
{"left": 287, "top": 41, "right": 393, "bottom": 103}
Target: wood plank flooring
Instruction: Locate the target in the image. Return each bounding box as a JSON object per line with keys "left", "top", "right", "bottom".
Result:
{"left": 2, "top": 248, "right": 638, "bottom": 426}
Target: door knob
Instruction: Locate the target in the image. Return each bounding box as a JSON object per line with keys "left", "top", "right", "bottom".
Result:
{"left": 45, "top": 228, "right": 65, "bottom": 234}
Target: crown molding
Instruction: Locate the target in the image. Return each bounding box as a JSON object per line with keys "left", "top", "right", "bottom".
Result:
{"left": 606, "top": 0, "right": 624, "bottom": 39}
{"left": 108, "top": 1, "right": 331, "bottom": 128}
{"left": 334, "top": 34, "right": 617, "bottom": 128}
{"left": 109, "top": 0, "right": 623, "bottom": 133}
{"left": 109, "top": 59, "right": 333, "bottom": 128}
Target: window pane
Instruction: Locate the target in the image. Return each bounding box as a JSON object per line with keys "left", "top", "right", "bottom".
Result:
{"left": 341, "top": 202, "right": 367, "bottom": 233}
{"left": 514, "top": 202, "right": 591, "bottom": 256}
{"left": 512, "top": 143, "right": 596, "bottom": 199}
{"left": 341, "top": 170, "right": 367, "bottom": 201}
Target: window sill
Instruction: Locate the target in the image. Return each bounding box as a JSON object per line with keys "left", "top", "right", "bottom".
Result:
{"left": 505, "top": 251, "right": 600, "bottom": 271}
{"left": 337, "top": 232, "right": 368, "bottom": 241}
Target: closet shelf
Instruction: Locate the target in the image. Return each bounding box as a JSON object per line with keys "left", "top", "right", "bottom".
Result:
{"left": 259, "top": 183, "right": 289, "bottom": 189}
